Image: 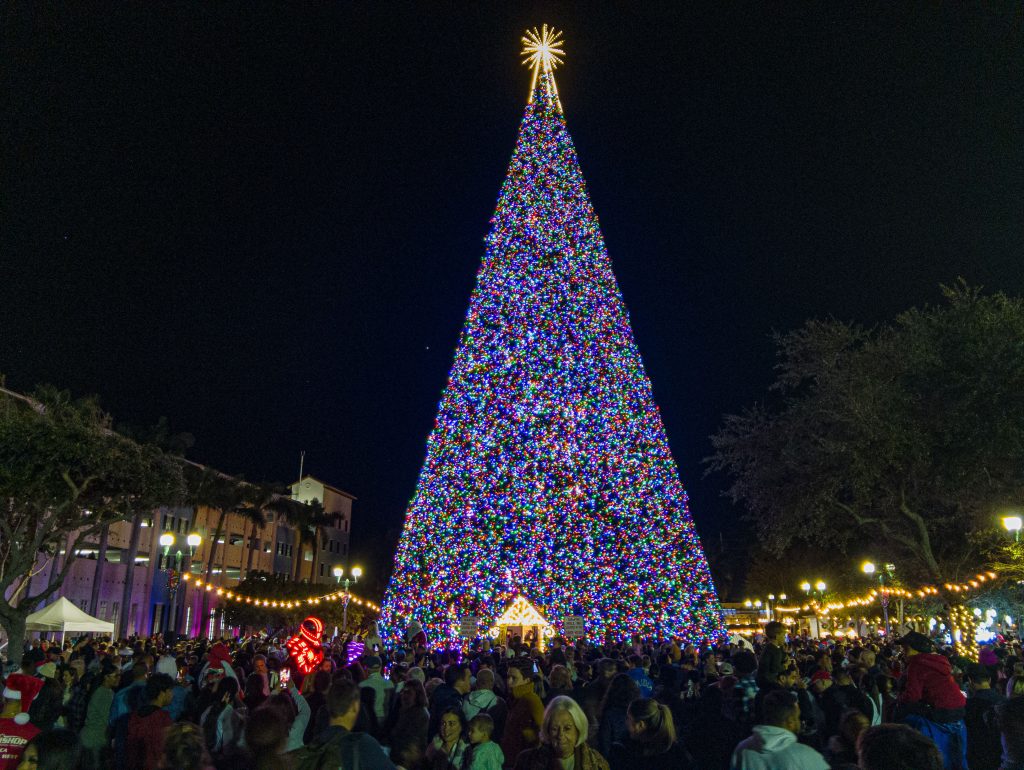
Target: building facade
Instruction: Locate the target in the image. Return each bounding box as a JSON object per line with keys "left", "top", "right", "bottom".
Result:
{"left": 20, "top": 475, "right": 356, "bottom": 640}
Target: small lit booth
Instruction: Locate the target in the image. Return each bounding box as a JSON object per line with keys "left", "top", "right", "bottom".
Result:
{"left": 488, "top": 595, "right": 554, "bottom": 651}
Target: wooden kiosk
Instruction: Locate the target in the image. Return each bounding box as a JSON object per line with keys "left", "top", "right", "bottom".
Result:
{"left": 489, "top": 595, "right": 554, "bottom": 651}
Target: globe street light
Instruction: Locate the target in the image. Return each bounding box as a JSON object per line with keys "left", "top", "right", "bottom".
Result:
{"left": 1003, "top": 516, "right": 1022, "bottom": 543}
{"left": 334, "top": 567, "right": 363, "bottom": 634}
{"left": 162, "top": 533, "right": 202, "bottom": 637}
{"left": 801, "top": 580, "right": 827, "bottom": 636}
{"left": 862, "top": 560, "right": 891, "bottom": 636}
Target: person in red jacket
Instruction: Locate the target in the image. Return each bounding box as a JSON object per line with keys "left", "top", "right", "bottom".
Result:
{"left": 0, "top": 681, "right": 40, "bottom": 770}
{"left": 895, "top": 631, "right": 967, "bottom": 770}
{"left": 126, "top": 673, "right": 175, "bottom": 770}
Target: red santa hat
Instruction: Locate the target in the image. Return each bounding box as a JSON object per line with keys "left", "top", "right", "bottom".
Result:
{"left": 2, "top": 672, "right": 42, "bottom": 715}
{"left": 3, "top": 682, "right": 31, "bottom": 725}
{"left": 207, "top": 641, "right": 232, "bottom": 669}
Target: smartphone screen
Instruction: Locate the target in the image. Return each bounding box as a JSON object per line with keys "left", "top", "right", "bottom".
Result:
{"left": 280, "top": 668, "right": 291, "bottom": 685}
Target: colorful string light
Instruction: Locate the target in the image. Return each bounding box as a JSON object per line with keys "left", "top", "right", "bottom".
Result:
{"left": 379, "top": 49, "right": 725, "bottom": 647}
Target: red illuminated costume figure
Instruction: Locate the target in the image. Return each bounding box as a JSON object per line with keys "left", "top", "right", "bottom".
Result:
{"left": 287, "top": 617, "right": 326, "bottom": 675}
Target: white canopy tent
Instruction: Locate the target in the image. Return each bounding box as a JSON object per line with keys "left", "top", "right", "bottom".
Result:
{"left": 24, "top": 597, "right": 115, "bottom": 642}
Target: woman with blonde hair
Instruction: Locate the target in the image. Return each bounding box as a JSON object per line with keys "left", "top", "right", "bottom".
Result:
{"left": 513, "top": 696, "right": 608, "bottom": 770}
{"left": 159, "top": 722, "right": 215, "bottom": 770}
{"left": 608, "top": 698, "right": 693, "bottom": 770}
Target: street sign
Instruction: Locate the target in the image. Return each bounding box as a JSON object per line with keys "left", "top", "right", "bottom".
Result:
{"left": 459, "top": 616, "right": 479, "bottom": 638}
{"left": 563, "top": 615, "right": 585, "bottom": 639}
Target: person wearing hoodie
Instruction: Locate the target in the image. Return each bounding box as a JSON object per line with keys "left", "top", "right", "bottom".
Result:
{"left": 729, "top": 690, "right": 829, "bottom": 770}
{"left": 125, "top": 673, "right": 175, "bottom": 770}
{"left": 464, "top": 668, "right": 508, "bottom": 742}
{"left": 895, "top": 631, "right": 967, "bottom": 770}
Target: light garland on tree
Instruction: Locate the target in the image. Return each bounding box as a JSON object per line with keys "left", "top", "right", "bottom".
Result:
{"left": 379, "top": 29, "right": 725, "bottom": 647}
{"left": 805, "top": 571, "right": 998, "bottom": 614}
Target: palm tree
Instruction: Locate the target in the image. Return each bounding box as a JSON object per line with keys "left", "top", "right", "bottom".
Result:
{"left": 240, "top": 484, "right": 298, "bottom": 578}
{"left": 277, "top": 498, "right": 331, "bottom": 583}
{"left": 306, "top": 505, "right": 340, "bottom": 584}
{"left": 187, "top": 468, "right": 254, "bottom": 637}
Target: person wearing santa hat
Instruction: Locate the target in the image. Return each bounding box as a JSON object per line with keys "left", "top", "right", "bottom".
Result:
{"left": 2, "top": 659, "right": 43, "bottom": 715}
{"left": 406, "top": 620, "right": 427, "bottom": 649}
{"left": 0, "top": 680, "right": 40, "bottom": 770}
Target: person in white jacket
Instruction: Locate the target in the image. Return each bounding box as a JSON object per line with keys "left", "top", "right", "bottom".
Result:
{"left": 730, "top": 690, "right": 829, "bottom": 770}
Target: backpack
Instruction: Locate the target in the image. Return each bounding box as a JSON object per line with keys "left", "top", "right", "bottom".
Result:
{"left": 294, "top": 729, "right": 361, "bottom": 770}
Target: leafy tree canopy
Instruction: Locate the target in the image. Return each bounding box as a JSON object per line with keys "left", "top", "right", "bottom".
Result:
{"left": 0, "top": 382, "right": 185, "bottom": 651}
{"left": 707, "top": 282, "right": 1024, "bottom": 589}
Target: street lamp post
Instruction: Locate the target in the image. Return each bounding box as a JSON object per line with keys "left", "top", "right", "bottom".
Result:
{"left": 160, "top": 533, "right": 202, "bottom": 637}
{"left": 183, "top": 534, "right": 201, "bottom": 635}
{"left": 863, "top": 561, "right": 893, "bottom": 637}
{"left": 333, "top": 566, "right": 363, "bottom": 634}
{"left": 1003, "top": 516, "right": 1022, "bottom": 543}
{"left": 801, "top": 580, "right": 828, "bottom": 637}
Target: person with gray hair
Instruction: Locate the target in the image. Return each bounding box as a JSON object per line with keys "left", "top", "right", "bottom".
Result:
{"left": 512, "top": 695, "right": 609, "bottom": 770}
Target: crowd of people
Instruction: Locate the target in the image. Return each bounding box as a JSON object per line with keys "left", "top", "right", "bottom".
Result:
{"left": 0, "top": 619, "right": 1022, "bottom": 770}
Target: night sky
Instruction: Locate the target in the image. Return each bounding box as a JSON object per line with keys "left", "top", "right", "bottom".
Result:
{"left": 3, "top": 5, "right": 1021, "bottom": 597}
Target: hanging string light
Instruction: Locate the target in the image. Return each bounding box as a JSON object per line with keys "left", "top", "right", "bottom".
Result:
{"left": 180, "top": 573, "right": 380, "bottom": 612}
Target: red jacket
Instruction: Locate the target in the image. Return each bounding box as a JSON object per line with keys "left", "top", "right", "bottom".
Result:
{"left": 126, "top": 705, "right": 172, "bottom": 770}
{"left": 897, "top": 653, "right": 966, "bottom": 711}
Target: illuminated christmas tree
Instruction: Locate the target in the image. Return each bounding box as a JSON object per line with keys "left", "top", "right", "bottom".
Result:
{"left": 381, "top": 27, "right": 725, "bottom": 646}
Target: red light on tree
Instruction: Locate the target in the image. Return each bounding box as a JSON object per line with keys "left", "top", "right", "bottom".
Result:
{"left": 286, "top": 616, "right": 325, "bottom": 674}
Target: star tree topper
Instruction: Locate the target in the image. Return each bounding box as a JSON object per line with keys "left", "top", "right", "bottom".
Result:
{"left": 522, "top": 24, "right": 565, "bottom": 110}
